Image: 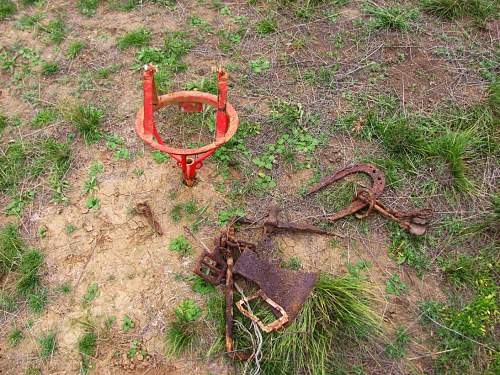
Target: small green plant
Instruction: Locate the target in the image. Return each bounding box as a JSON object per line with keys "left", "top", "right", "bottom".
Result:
{"left": 0, "top": 293, "right": 18, "bottom": 312}
{"left": 9, "top": 327, "right": 23, "bottom": 347}
{"left": 282, "top": 256, "right": 302, "bottom": 270}
{"left": 27, "top": 288, "right": 48, "bottom": 313}
{"left": 78, "top": 330, "right": 97, "bottom": 373}
{"left": 170, "top": 204, "right": 183, "bottom": 222}
{"left": 0, "top": 0, "right": 16, "bottom": 20}
{"left": 385, "top": 274, "right": 408, "bottom": 296}
{"left": 86, "top": 196, "right": 100, "bottom": 209}
{"left": 83, "top": 282, "right": 99, "bottom": 303}
{"left": 0, "top": 223, "right": 24, "bottom": 276}
{"left": 117, "top": 28, "right": 151, "bottom": 49}
{"left": 364, "top": 5, "right": 419, "bottom": 30}
{"left": 57, "top": 282, "right": 72, "bottom": 294}
{"left": 43, "top": 17, "right": 66, "bottom": 44}
{"left": 217, "top": 208, "right": 245, "bottom": 226}
{"left": 38, "top": 331, "right": 57, "bottom": 359}
{"left": 66, "top": 41, "right": 85, "bottom": 59}
{"left": 385, "top": 326, "right": 410, "bottom": 359}
{"left": 65, "top": 224, "right": 77, "bottom": 235}
{"left": 31, "top": 108, "right": 57, "bottom": 128}
{"left": 165, "top": 299, "right": 202, "bottom": 356}
{"left": 122, "top": 315, "right": 135, "bottom": 332}
{"left": 420, "top": 0, "right": 498, "bottom": 22}
{"left": 255, "top": 17, "right": 277, "bottom": 34}
{"left": 186, "top": 275, "right": 216, "bottom": 295}
{"left": 168, "top": 235, "right": 193, "bottom": 256}
{"left": 16, "top": 249, "right": 44, "bottom": 295}
{"left": 249, "top": 57, "right": 270, "bottom": 73}
{"left": 69, "top": 104, "right": 104, "bottom": 144}
{"left": 151, "top": 150, "right": 169, "bottom": 163}
{"left": 41, "top": 61, "right": 59, "bottom": 75}
{"left": 78, "top": 0, "right": 100, "bottom": 16}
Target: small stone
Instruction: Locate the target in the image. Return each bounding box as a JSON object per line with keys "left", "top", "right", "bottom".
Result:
{"left": 137, "top": 354, "right": 144, "bottom": 361}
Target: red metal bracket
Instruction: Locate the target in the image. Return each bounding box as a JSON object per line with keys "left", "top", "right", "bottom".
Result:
{"left": 136, "top": 64, "right": 239, "bottom": 186}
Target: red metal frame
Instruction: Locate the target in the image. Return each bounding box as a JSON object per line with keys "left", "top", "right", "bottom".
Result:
{"left": 135, "top": 64, "right": 238, "bottom": 186}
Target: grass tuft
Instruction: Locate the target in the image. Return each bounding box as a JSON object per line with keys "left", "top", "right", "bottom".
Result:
{"left": 0, "top": 223, "right": 24, "bottom": 276}
{"left": 69, "top": 104, "right": 104, "bottom": 144}
{"left": 16, "top": 249, "right": 44, "bottom": 295}
{"left": 168, "top": 235, "right": 193, "bottom": 256}
{"left": 165, "top": 299, "right": 202, "bottom": 357}
{"left": 38, "top": 331, "right": 57, "bottom": 359}
{"left": 117, "top": 27, "right": 151, "bottom": 50}
{"left": 78, "top": 0, "right": 100, "bottom": 17}
{"left": 420, "top": 0, "right": 498, "bottom": 22}
{"left": 255, "top": 17, "right": 277, "bottom": 34}
{"left": 0, "top": 0, "right": 16, "bottom": 20}
{"left": 364, "top": 5, "right": 419, "bottom": 30}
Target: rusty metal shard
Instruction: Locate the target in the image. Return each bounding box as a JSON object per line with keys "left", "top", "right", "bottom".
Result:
{"left": 233, "top": 250, "right": 317, "bottom": 325}
{"left": 136, "top": 202, "right": 163, "bottom": 235}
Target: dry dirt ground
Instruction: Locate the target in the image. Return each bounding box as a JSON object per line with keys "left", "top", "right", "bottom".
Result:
{"left": 0, "top": 1, "right": 498, "bottom": 374}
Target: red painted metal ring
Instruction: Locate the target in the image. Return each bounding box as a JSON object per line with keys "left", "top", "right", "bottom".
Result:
{"left": 135, "top": 91, "right": 239, "bottom": 157}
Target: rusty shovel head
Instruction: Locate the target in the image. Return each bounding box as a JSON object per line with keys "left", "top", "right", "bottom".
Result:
{"left": 233, "top": 250, "right": 317, "bottom": 327}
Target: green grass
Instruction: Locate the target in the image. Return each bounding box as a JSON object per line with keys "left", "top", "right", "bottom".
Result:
{"left": 281, "top": 256, "right": 302, "bottom": 270}
{"left": 255, "top": 17, "right": 277, "bottom": 34}
{"left": 78, "top": 0, "right": 101, "bottom": 16}
{"left": 0, "top": 0, "right": 16, "bottom": 20}
{"left": 41, "top": 61, "right": 59, "bottom": 76}
{"left": 83, "top": 282, "right": 99, "bottom": 303}
{"left": 256, "top": 273, "right": 380, "bottom": 374}
{"left": 66, "top": 41, "right": 85, "bottom": 59}
{"left": 78, "top": 330, "right": 97, "bottom": 373}
{"left": 385, "top": 274, "right": 408, "bottom": 296}
{"left": 117, "top": 27, "right": 151, "bottom": 49}
{"left": 0, "top": 293, "right": 18, "bottom": 311}
{"left": 364, "top": 5, "right": 419, "bottom": 30}
{"left": 31, "top": 108, "right": 58, "bottom": 128}
{"left": 69, "top": 104, "right": 104, "bottom": 144}
{"left": 27, "top": 288, "right": 48, "bottom": 313}
{"left": 249, "top": 57, "right": 270, "bottom": 73}
{"left": 420, "top": 0, "right": 498, "bottom": 22}
{"left": 41, "top": 17, "right": 66, "bottom": 44}
{"left": 9, "top": 327, "right": 23, "bottom": 347}
{"left": 186, "top": 275, "right": 216, "bottom": 295}
{"left": 168, "top": 235, "right": 193, "bottom": 256}
{"left": 0, "top": 223, "right": 24, "bottom": 276}
{"left": 122, "top": 315, "right": 135, "bottom": 332}
{"left": 38, "top": 331, "right": 57, "bottom": 359}
{"left": 16, "top": 249, "right": 44, "bottom": 295}
{"left": 385, "top": 326, "right": 410, "bottom": 359}
{"left": 165, "top": 299, "right": 202, "bottom": 357}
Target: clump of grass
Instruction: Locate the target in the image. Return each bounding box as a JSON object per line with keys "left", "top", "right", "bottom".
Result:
{"left": 281, "top": 256, "right": 302, "bottom": 270}
{"left": 66, "top": 41, "right": 85, "bottom": 59}
{"left": 42, "top": 17, "right": 66, "bottom": 44}
{"left": 16, "top": 249, "right": 44, "bottom": 295}
{"left": 0, "top": 0, "right": 16, "bottom": 20}
{"left": 0, "top": 292, "right": 18, "bottom": 312}
{"left": 122, "top": 315, "right": 135, "bottom": 332}
{"left": 69, "top": 104, "right": 104, "bottom": 144}
{"left": 385, "top": 326, "right": 410, "bottom": 359}
{"left": 420, "top": 0, "right": 498, "bottom": 22}
{"left": 27, "top": 288, "right": 48, "bottom": 313}
{"left": 0, "top": 223, "right": 24, "bottom": 276}
{"left": 31, "top": 108, "right": 58, "bottom": 128}
{"left": 0, "top": 113, "right": 7, "bottom": 133}
{"left": 78, "top": 0, "right": 100, "bottom": 16}
{"left": 168, "top": 235, "right": 193, "bottom": 256}
{"left": 41, "top": 61, "right": 59, "bottom": 76}
{"left": 165, "top": 299, "right": 202, "bottom": 356}
{"left": 117, "top": 27, "right": 151, "bottom": 49}
{"left": 38, "top": 331, "right": 57, "bottom": 359}
{"left": 78, "top": 330, "right": 97, "bottom": 373}
{"left": 254, "top": 273, "right": 380, "bottom": 374}
{"left": 186, "top": 275, "right": 216, "bottom": 295}
{"left": 83, "top": 282, "right": 99, "bottom": 303}
{"left": 255, "top": 17, "right": 277, "bottom": 34}
{"left": 364, "top": 5, "right": 419, "bottom": 30}
{"left": 9, "top": 327, "right": 23, "bottom": 347}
